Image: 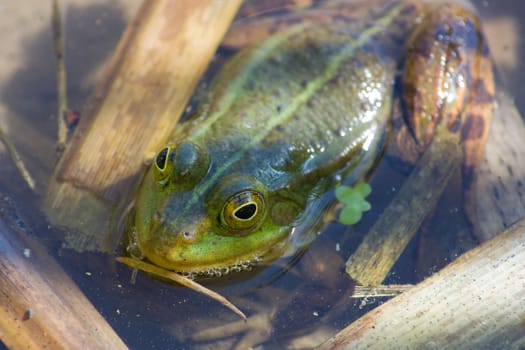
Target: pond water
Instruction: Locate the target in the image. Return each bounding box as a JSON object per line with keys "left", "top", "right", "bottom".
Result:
{"left": 0, "top": 0, "right": 524, "bottom": 349}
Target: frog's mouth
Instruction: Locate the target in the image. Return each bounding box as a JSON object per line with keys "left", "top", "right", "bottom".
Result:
{"left": 138, "top": 224, "right": 293, "bottom": 278}
{"left": 187, "top": 254, "right": 265, "bottom": 278}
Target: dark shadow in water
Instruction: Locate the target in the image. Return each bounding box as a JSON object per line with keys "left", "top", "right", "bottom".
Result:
{"left": 1, "top": 2, "right": 127, "bottom": 125}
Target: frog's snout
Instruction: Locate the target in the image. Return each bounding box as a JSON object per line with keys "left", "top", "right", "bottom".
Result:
{"left": 151, "top": 207, "right": 209, "bottom": 246}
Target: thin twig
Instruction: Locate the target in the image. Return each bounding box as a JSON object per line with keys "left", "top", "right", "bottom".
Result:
{"left": 351, "top": 284, "right": 414, "bottom": 298}
{"left": 52, "top": 0, "right": 68, "bottom": 148}
{"left": 0, "top": 126, "right": 36, "bottom": 190}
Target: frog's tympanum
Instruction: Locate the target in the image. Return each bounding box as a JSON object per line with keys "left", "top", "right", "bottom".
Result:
{"left": 129, "top": 0, "right": 494, "bottom": 276}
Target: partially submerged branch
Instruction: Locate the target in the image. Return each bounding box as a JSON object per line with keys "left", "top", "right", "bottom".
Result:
{"left": 346, "top": 129, "right": 461, "bottom": 286}
{"left": 0, "top": 199, "right": 126, "bottom": 349}
{"left": 320, "top": 216, "right": 525, "bottom": 349}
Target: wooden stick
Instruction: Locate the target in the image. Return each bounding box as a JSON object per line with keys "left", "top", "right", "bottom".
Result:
{"left": 0, "top": 213, "right": 126, "bottom": 349}
{"left": 319, "top": 216, "right": 525, "bottom": 350}
{"left": 351, "top": 284, "right": 414, "bottom": 298}
{"left": 346, "top": 129, "right": 461, "bottom": 286}
{"left": 471, "top": 92, "right": 525, "bottom": 240}
{"left": 43, "top": 0, "right": 242, "bottom": 252}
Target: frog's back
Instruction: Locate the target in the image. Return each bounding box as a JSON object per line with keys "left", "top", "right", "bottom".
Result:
{"left": 179, "top": 1, "right": 420, "bottom": 191}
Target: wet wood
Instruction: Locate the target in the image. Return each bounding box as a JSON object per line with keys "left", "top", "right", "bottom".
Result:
{"left": 346, "top": 129, "right": 462, "bottom": 286}
{"left": 319, "top": 216, "right": 525, "bottom": 350}
{"left": 0, "top": 216, "right": 127, "bottom": 350}
{"left": 43, "top": 0, "right": 242, "bottom": 252}
{"left": 471, "top": 92, "right": 525, "bottom": 240}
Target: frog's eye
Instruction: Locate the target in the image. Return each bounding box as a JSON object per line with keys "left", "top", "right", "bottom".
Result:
{"left": 221, "top": 191, "right": 265, "bottom": 233}
{"left": 153, "top": 146, "right": 174, "bottom": 185}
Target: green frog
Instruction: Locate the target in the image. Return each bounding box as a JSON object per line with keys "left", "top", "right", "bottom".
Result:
{"left": 128, "top": 0, "right": 494, "bottom": 276}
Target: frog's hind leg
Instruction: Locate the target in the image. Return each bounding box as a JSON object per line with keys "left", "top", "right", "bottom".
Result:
{"left": 400, "top": 3, "right": 495, "bottom": 235}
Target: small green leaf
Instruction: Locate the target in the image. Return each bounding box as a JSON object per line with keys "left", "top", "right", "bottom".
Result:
{"left": 335, "top": 185, "right": 352, "bottom": 202}
{"left": 335, "top": 182, "right": 372, "bottom": 226}
{"left": 339, "top": 206, "right": 362, "bottom": 225}
{"left": 356, "top": 182, "right": 372, "bottom": 197}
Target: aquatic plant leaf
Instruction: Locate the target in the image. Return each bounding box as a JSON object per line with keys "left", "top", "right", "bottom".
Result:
{"left": 335, "top": 182, "right": 372, "bottom": 225}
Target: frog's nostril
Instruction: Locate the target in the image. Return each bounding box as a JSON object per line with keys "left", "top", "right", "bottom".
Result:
{"left": 181, "top": 231, "right": 196, "bottom": 242}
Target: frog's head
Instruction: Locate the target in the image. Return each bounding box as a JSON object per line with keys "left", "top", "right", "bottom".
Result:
{"left": 132, "top": 141, "right": 299, "bottom": 276}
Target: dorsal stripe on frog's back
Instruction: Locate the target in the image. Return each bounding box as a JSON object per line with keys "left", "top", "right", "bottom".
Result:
{"left": 190, "top": 0, "right": 411, "bottom": 142}
{"left": 189, "top": 24, "right": 307, "bottom": 140}
{"left": 177, "top": 2, "right": 409, "bottom": 216}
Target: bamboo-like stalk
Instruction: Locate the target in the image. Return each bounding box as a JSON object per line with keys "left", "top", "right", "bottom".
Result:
{"left": 319, "top": 216, "right": 525, "bottom": 350}
{"left": 346, "top": 129, "right": 461, "bottom": 286}
{"left": 43, "top": 0, "right": 243, "bottom": 252}
{"left": 0, "top": 215, "right": 127, "bottom": 349}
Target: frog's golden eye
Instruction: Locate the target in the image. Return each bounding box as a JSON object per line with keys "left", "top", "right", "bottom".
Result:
{"left": 221, "top": 191, "right": 265, "bottom": 233}
{"left": 153, "top": 146, "right": 174, "bottom": 185}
